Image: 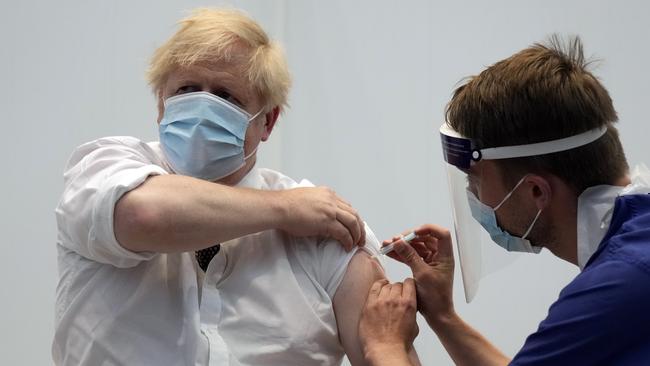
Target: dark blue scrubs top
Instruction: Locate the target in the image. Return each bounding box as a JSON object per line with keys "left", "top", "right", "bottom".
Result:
{"left": 511, "top": 194, "right": 650, "bottom": 365}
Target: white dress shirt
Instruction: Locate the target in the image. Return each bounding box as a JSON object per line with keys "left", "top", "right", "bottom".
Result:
{"left": 53, "top": 136, "right": 381, "bottom": 366}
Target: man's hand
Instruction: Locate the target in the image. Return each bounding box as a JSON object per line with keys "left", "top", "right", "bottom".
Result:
{"left": 359, "top": 279, "right": 418, "bottom": 366}
{"left": 277, "top": 186, "right": 366, "bottom": 251}
{"left": 385, "top": 224, "right": 455, "bottom": 327}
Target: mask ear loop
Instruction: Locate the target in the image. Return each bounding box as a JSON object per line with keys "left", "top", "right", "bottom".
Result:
{"left": 244, "top": 146, "right": 258, "bottom": 160}
{"left": 242, "top": 108, "right": 266, "bottom": 161}
{"left": 521, "top": 209, "right": 543, "bottom": 240}
{"left": 248, "top": 108, "right": 265, "bottom": 122}
{"left": 494, "top": 175, "right": 528, "bottom": 211}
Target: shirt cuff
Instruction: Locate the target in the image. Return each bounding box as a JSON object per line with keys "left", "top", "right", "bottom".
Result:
{"left": 89, "top": 165, "right": 168, "bottom": 268}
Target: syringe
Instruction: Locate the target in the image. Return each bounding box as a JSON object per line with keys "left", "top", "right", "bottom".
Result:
{"left": 379, "top": 232, "right": 417, "bottom": 256}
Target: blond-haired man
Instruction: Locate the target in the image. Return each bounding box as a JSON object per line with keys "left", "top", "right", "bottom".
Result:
{"left": 53, "top": 9, "right": 417, "bottom": 366}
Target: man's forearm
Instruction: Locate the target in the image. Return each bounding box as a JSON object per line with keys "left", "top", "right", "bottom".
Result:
{"left": 428, "top": 312, "right": 510, "bottom": 366}
{"left": 114, "top": 174, "right": 286, "bottom": 253}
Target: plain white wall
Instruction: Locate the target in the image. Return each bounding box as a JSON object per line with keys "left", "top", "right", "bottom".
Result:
{"left": 1, "top": 1, "right": 648, "bottom": 365}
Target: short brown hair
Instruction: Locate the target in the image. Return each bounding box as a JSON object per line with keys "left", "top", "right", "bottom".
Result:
{"left": 446, "top": 35, "right": 628, "bottom": 194}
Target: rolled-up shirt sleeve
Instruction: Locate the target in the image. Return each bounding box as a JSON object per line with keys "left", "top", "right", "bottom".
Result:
{"left": 316, "top": 224, "right": 383, "bottom": 299}
{"left": 55, "top": 137, "right": 169, "bottom": 268}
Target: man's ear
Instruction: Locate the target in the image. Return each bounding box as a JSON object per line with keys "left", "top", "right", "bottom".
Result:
{"left": 525, "top": 174, "right": 552, "bottom": 210}
{"left": 156, "top": 90, "right": 164, "bottom": 124}
{"left": 261, "top": 106, "right": 280, "bottom": 141}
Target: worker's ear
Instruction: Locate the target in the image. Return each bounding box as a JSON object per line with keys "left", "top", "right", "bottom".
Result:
{"left": 261, "top": 106, "right": 280, "bottom": 142}
{"left": 523, "top": 174, "right": 552, "bottom": 210}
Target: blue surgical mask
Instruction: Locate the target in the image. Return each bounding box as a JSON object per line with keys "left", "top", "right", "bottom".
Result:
{"left": 159, "top": 92, "right": 263, "bottom": 181}
{"left": 466, "top": 176, "right": 543, "bottom": 253}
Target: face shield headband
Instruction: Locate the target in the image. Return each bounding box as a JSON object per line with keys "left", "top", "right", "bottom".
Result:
{"left": 440, "top": 123, "right": 607, "bottom": 168}
{"left": 439, "top": 123, "right": 607, "bottom": 302}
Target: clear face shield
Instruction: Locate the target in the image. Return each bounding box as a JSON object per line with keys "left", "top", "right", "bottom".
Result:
{"left": 439, "top": 123, "right": 608, "bottom": 302}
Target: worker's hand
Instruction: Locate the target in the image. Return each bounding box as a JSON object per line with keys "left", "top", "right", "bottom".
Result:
{"left": 359, "top": 279, "right": 419, "bottom": 361}
{"left": 385, "top": 224, "right": 455, "bottom": 327}
{"left": 277, "top": 186, "right": 366, "bottom": 251}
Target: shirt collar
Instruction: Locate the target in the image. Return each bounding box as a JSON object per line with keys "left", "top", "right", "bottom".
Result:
{"left": 234, "top": 165, "right": 265, "bottom": 190}
{"left": 577, "top": 163, "right": 650, "bottom": 269}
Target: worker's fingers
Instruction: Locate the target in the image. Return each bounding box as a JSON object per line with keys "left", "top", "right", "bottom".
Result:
{"left": 414, "top": 224, "right": 453, "bottom": 260}
{"left": 386, "top": 250, "right": 401, "bottom": 262}
{"left": 410, "top": 240, "right": 436, "bottom": 264}
{"left": 411, "top": 241, "right": 429, "bottom": 254}
{"left": 389, "top": 282, "right": 403, "bottom": 298}
{"left": 377, "top": 281, "right": 392, "bottom": 298}
{"left": 402, "top": 278, "right": 417, "bottom": 307}
{"left": 367, "top": 279, "right": 389, "bottom": 301}
{"left": 386, "top": 239, "right": 431, "bottom": 262}
{"left": 394, "top": 240, "right": 429, "bottom": 275}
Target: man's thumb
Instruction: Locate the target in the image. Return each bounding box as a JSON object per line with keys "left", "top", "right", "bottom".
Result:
{"left": 394, "top": 241, "right": 427, "bottom": 274}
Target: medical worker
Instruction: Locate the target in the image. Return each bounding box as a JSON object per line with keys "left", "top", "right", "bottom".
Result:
{"left": 51, "top": 8, "right": 409, "bottom": 366}
{"left": 359, "top": 36, "right": 650, "bottom": 365}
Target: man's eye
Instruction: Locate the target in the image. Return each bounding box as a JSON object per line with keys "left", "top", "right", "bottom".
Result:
{"left": 212, "top": 90, "right": 242, "bottom": 107}
{"left": 175, "top": 85, "right": 200, "bottom": 95}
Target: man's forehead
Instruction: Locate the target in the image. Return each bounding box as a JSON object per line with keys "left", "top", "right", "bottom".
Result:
{"left": 176, "top": 59, "right": 244, "bottom": 77}
{"left": 169, "top": 60, "right": 253, "bottom": 96}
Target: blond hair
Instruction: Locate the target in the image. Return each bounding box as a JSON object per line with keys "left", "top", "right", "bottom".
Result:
{"left": 147, "top": 8, "right": 291, "bottom": 111}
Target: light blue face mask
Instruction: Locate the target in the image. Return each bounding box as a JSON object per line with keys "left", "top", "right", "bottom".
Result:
{"left": 159, "top": 91, "right": 263, "bottom": 181}
{"left": 466, "top": 176, "right": 543, "bottom": 253}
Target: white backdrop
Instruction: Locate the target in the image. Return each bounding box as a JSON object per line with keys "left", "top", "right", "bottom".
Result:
{"left": 1, "top": 1, "right": 648, "bottom": 365}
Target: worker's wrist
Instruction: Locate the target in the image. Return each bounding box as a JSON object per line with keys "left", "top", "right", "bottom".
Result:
{"left": 425, "top": 308, "right": 460, "bottom": 333}
{"left": 364, "top": 342, "right": 409, "bottom": 365}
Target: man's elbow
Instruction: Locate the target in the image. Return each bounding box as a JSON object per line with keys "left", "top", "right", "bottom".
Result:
{"left": 114, "top": 189, "right": 164, "bottom": 253}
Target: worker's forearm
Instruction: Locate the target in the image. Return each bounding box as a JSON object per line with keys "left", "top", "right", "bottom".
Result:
{"left": 427, "top": 312, "right": 510, "bottom": 366}
{"left": 114, "top": 174, "right": 286, "bottom": 253}
{"left": 364, "top": 344, "right": 413, "bottom": 366}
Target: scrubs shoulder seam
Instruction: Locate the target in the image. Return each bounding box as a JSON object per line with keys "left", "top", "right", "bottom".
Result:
{"left": 601, "top": 243, "right": 650, "bottom": 277}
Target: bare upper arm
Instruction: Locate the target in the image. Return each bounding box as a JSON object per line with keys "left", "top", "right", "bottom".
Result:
{"left": 333, "top": 251, "right": 385, "bottom": 366}
{"left": 333, "top": 250, "right": 422, "bottom": 366}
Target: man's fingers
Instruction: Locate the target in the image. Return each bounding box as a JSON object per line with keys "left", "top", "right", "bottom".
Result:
{"left": 337, "top": 199, "right": 366, "bottom": 246}
{"left": 335, "top": 207, "right": 362, "bottom": 246}
{"left": 329, "top": 221, "right": 354, "bottom": 251}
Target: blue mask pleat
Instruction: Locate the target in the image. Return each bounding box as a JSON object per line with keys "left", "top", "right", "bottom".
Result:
{"left": 159, "top": 93, "right": 250, "bottom": 180}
